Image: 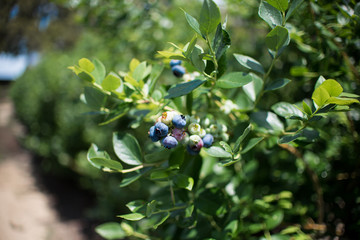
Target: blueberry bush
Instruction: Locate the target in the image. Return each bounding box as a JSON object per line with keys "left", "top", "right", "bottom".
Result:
{"left": 69, "top": 0, "right": 360, "bottom": 239}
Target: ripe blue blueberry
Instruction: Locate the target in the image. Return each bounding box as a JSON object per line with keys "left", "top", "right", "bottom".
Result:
{"left": 162, "top": 136, "right": 178, "bottom": 149}
{"left": 172, "top": 65, "right": 185, "bottom": 78}
{"left": 172, "top": 114, "right": 186, "bottom": 129}
{"left": 202, "top": 134, "right": 214, "bottom": 148}
{"left": 154, "top": 122, "right": 169, "bottom": 138}
{"left": 170, "top": 59, "right": 182, "bottom": 67}
{"left": 149, "top": 126, "right": 159, "bottom": 142}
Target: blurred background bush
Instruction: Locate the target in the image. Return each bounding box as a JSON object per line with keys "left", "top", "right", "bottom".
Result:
{"left": 2, "top": 0, "right": 360, "bottom": 238}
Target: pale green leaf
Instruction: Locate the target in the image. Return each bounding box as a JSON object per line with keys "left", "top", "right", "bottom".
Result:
{"left": 79, "top": 58, "right": 95, "bottom": 72}
{"left": 113, "top": 133, "right": 142, "bottom": 166}
{"left": 216, "top": 72, "right": 253, "bottom": 89}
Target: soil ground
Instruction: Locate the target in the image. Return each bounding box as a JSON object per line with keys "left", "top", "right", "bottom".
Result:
{"left": 0, "top": 83, "right": 99, "bottom": 240}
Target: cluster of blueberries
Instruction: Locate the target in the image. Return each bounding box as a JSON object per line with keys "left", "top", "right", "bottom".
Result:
{"left": 148, "top": 111, "right": 214, "bottom": 155}
{"left": 170, "top": 60, "right": 185, "bottom": 78}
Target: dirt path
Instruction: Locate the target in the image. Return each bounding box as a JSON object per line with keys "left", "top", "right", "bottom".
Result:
{"left": 0, "top": 84, "right": 85, "bottom": 240}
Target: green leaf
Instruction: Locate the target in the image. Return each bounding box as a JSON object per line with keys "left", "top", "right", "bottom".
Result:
{"left": 199, "top": 0, "right": 221, "bottom": 35}
{"left": 185, "top": 35, "right": 198, "bottom": 57}
{"left": 190, "top": 45, "right": 206, "bottom": 72}
{"left": 78, "top": 71, "right": 95, "bottom": 83}
{"left": 243, "top": 74, "right": 264, "bottom": 101}
{"left": 233, "top": 54, "right": 265, "bottom": 74}
{"left": 265, "top": 210, "right": 284, "bottom": 230}
{"left": 285, "top": 0, "right": 304, "bottom": 21}
{"left": 89, "top": 158, "right": 124, "bottom": 171}
{"left": 120, "top": 171, "right": 144, "bottom": 187}
{"left": 216, "top": 72, "right": 253, "bottom": 89}
{"left": 326, "top": 97, "right": 359, "bottom": 106}
{"left": 146, "top": 200, "right": 157, "bottom": 217}
{"left": 95, "top": 222, "right": 127, "bottom": 240}
{"left": 251, "top": 111, "right": 284, "bottom": 132}
{"left": 220, "top": 158, "right": 241, "bottom": 167}
{"left": 92, "top": 58, "right": 106, "bottom": 84}
{"left": 153, "top": 212, "right": 170, "bottom": 229}
{"left": 302, "top": 100, "right": 312, "bottom": 115}
{"left": 320, "top": 79, "right": 343, "bottom": 97}
{"left": 150, "top": 168, "right": 171, "bottom": 180}
{"left": 241, "top": 137, "right": 264, "bottom": 154}
{"left": 165, "top": 80, "right": 205, "bottom": 99}
{"left": 183, "top": 11, "right": 202, "bottom": 36}
{"left": 87, "top": 144, "right": 110, "bottom": 159}
{"left": 278, "top": 133, "right": 301, "bottom": 144}
{"left": 271, "top": 102, "right": 305, "bottom": 119}
{"left": 280, "top": 129, "right": 320, "bottom": 143}
{"left": 79, "top": 58, "right": 95, "bottom": 72}
{"left": 124, "top": 75, "right": 140, "bottom": 88}
{"left": 202, "top": 146, "right": 232, "bottom": 158}
{"left": 196, "top": 188, "right": 226, "bottom": 215}
{"left": 266, "top": 0, "right": 289, "bottom": 12}
{"left": 132, "top": 62, "right": 147, "bottom": 82}
{"left": 144, "top": 149, "right": 171, "bottom": 163}
{"left": 258, "top": 1, "right": 283, "bottom": 29}
{"left": 157, "top": 51, "right": 187, "bottom": 61}
{"left": 234, "top": 124, "right": 252, "bottom": 153}
{"left": 87, "top": 144, "right": 123, "bottom": 172}
{"left": 101, "top": 72, "right": 121, "bottom": 91}
{"left": 220, "top": 141, "right": 232, "bottom": 153}
{"left": 315, "top": 76, "right": 326, "bottom": 90}
{"left": 174, "top": 174, "right": 194, "bottom": 191}
{"left": 84, "top": 86, "right": 106, "bottom": 110}
{"left": 280, "top": 225, "right": 301, "bottom": 235}
{"left": 355, "top": 3, "right": 360, "bottom": 16}
{"left": 169, "top": 147, "right": 185, "bottom": 169}
{"left": 265, "top": 78, "right": 291, "bottom": 91}
{"left": 118, "top": 213, "right": 145, "bottom": 221}
{"left": 265, "top": 26, "right": 289, "bottom": 51}
{"left": 340, "top": 92, "right": 360, "bottom": 98}
{"left": 148, "top": 64, "right": 164, "bottom": 95}
{"left": 213, "top": 24, "right": 231, "bottom": 59}
{"left": 113, "top": 133, "right": 142, "bottom": 166}
{"left": 126, "top": 200, "right": 146, "bottom": 212}
{"left": 300, "top": 129, "right": 319, "bottom": 142}
{"left": 312, "top": 86, "right": 330, "bottom": 107}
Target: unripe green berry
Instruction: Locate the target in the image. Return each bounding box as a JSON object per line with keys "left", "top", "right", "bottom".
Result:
{"left": 188, "top": 123, "right": 201, "bottom": 135}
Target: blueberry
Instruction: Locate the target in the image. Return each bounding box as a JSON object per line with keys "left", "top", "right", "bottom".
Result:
{"left": 172, "top": 128, "right": 185, "bottom": 141}
{"left": 188, "top": 123, "right": 201, "bottom": 135}
{"left": 154, "top": 122, "right": 169, "bottom": 138}
{"left": 172, "top": 65, "right": 185, "bottom": 78}
{"left": 162, "top": 136, "right": 178, "bottom": 149}
{"left": 170, "top": 59, "right": 182, "bottom": 67}
{"left": 202, "top": 134, "right": 214, "bottom": 148}
{"left": 149, "top": 126, "right": 159, "bottom": 142}
{"left": 186, "top": 145, "right": 200, "bottom": 155}
{"left": 172, "top": 114, "right": 186, "bottom": 129}
{"left": 189, "top": 135, "right": 203, "bottom": 151}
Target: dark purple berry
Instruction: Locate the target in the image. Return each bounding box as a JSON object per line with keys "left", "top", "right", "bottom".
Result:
{"left": 186, "top": 145, "right": 200, "bottom": 155}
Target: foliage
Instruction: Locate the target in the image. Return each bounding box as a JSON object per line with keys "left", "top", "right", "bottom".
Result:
{"left": 68, "top": 0, "right": 360, "bottom": 239}
{"left": 1, "top": 0, "right": 80, "bottom": 53}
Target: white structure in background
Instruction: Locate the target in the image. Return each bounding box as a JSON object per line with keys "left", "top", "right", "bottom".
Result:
{"left": 0, "top": 52, "right": 40, "bottom": 81}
